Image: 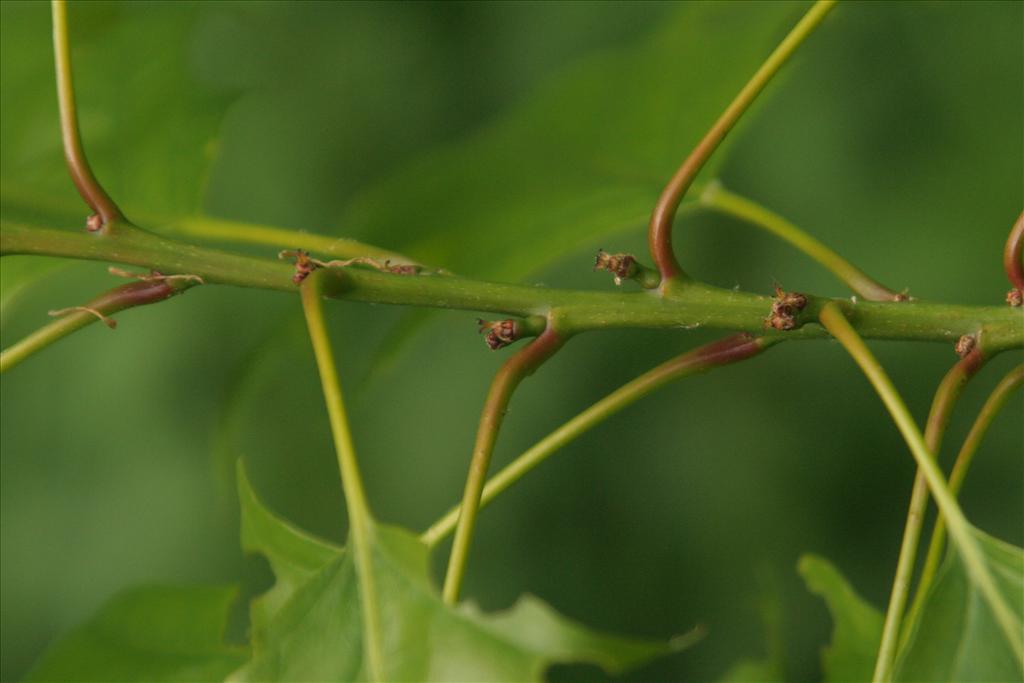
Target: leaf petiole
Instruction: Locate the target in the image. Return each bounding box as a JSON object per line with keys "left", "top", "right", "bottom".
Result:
{"left": 299, "top": 270, "right": 385, "bottom": 681}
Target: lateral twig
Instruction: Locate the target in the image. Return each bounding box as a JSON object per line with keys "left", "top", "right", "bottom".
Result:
{"left": 701, "top": 183, "right": 906, "bottom": 302}
{"left": 647, "top": 0, "right": 836, "bottom": 284}
{"left": 1, "top": 277, "right": 196, "bottom": 373}
{"left": 442, "top": 326, "right": 565, "bottom": 603}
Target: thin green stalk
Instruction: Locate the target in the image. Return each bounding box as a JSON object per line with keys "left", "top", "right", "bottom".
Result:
{"left": 1, "top": 277, "right": 195, "bottom": 373}
{"left": 159, "top": 214, "right": 418, "bottom": 266}
{"left": 422, "top": 333, "right": 776, "bottom": 547}
{"left": 870, "top": 348, "right": 986, "bottom": 681}
{"left": 300, "top": 271, "right": 384, "bottom": 682}
{"left": 442, "top": 326, "right": 565, "bottom": 604}
{"left": 818, "top": 303, "right": 1023, "bottom": 681}
{"left": 700, "top": 182, "right": 902, "bottom": 302}
{"left": 903, "top": 362, "right": 1024, "bottom": 646}
{"left": 51, "top": 0, "right": 123, "bottom": 230}
{"left": 4, "top": 222, "right": 1022, "bottom": 350}
{"left": 648, "top": 0, "right": 836, "bottom": 282}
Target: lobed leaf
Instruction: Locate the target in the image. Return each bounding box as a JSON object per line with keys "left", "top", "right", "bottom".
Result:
{"left": 234, "top": 462, "right": 692, "bottom": 682}
{"left": 894, "top": 528, "right": 1024, "bottom": 682}
{"left": 24, "top": 584, "right": 247, "bottom": 682}
{"left": 798, "top": 553, "right": 883, "bottom": 683}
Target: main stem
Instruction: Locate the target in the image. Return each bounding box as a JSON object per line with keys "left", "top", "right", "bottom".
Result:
{"left": 4, "top": 223, "right": 1021, "bottom": 351}
{"left": 818, "top": 303, "right": 1024, "bottom": 675}
{"left": 300, "top": 272, "right": 384, "bottom": 682}
{"left": 442, "top": 326, "right": 565, "bottom": 604}
{"left": 648, "top": 0, "right": 836, "bottom": 282}
{"left": 871, "top": 349, "right": 985, "bottom": 682}
{"left": 51, "top": 0, "right": 124, "bottom": 230}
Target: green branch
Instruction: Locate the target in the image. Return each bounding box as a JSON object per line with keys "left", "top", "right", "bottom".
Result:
{"left": 157, "top": 213, "right": 419, "bottom": 266}
{"left": 903, "top": 362, "right": 1024, "bottom": 646}
{"left": 700, "top": 182, "right": 903, "bottom": 302}
{"left": 4, "top": 222, "right": 1021, "bottom": 351}
{"left": 299, "top": 270, "right": 384, "bottom": 681}
{"left": 818, "top": 303, "right": 1024, "bottom": 680}
{"left": 421, "top": 333, "right": 776, "bottom": 547}
{"left": 871, "top": 348, "right": 986, "bottom": 681}
{"left": 648, "top": 0, "right": 836, "bottom": 282}
{"left": 442, "top": 326, "right": 565, "bottom": 604}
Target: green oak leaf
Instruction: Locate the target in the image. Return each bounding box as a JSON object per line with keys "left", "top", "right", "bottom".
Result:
{"left": 234, "top": 462, "right": 694, "bottom": 682}
{"left": 894, "top": 529, "right": 1024, "bottom": 683}
{"left": 798, "top": 554, "right": 882, "bottom": 683}
{"left": 24, "top": 584, "right": 248, "bottom": 682}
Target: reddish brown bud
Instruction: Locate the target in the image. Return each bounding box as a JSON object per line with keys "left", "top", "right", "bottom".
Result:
{"left": 478, "top": 319, "right": 520, "bottom": 350}
{"left": 85, "top": 214, "right": 102, "bottom": 232}
{"left": 384, "top": 261, "right": 422, "bottom": 276}
{"left": 279, "top": 249, "right": 319, "bottom": 284}
{"left": 1007, "top": 289, "right": 1023, "bottom": 307}
{"left": 765, "top": 285, "right": 808, "bottom": 331}
{"left": 955, "top": 334, "right": 977, "bottom": 358}
{"left": 594, "top": 250, "right": 639, "bottom": 285}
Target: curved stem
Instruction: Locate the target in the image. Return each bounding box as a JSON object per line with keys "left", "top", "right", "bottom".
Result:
{"left": 51, "top": 0, "right": 123, "bottom": 230}
{"left": 818, "top": 303, "right": 1023, "bottom": 679}
{"left": 5, "top": 222, "right": 1022, "bottom": 350}
{"left": 1004, "top": 210, "right": 1024, "bottom": 293}
{"left": 0, "top": 277, "right": 195, "bottom": 373}
{"left": 871, "top": 348, "right": 986, "bottom": 681}
{"left": 903, "top": 362, "right": 1024, "bottom": 645}
{"left": 648, "top": 0, "right": 836, "bottom": 282}
{"left": 299, "top": 271, "right": 384, "bottom": 681}
{"left": 441, "top": 326, "right": 565, "bottom": 604}
{"left": 700, "top": 183, "right": 903, "bottom": 301}
{"left": 422, "top": 333, "right": 776, "bottom": 547}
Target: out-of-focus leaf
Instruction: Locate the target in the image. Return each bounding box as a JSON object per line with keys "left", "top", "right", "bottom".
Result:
{"left": 233, "top": 464, "right": 695, "bottom": 682}
{"left": 0, "top": 255, "right": 72, "bottom": 324}
{"left": 798, "top": 554, "right": 882, "bottom": 683}
{"left": 345, "top": 2, "right": 806, "bottom": 280}
{"left": 719, "top": 573, "right": 786, "bottom": 683}
{"left": 894, "top": 529, "right": 1024, "bottom": 683}
{"left": 24, "top": 584, "right": 247, "bottom": 682}
{"left": 0, "top": 1, "right": 227, "bottom": 221}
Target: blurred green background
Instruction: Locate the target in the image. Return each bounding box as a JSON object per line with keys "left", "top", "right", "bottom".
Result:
{"left": 1, "top": 1, "right": 1021, "bottom": 681}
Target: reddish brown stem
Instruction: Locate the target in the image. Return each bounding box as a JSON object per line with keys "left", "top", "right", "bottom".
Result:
{"left": 1, "top": 277, "right": 193, "bottom": 372}
{"left": 647, "top": 0, "right": 836, "bottom": 283}
{"left": 442, "top": 326, "right": 565, "bottom": 603}
{"left": 52, "top": 0, "right": 124, "bottom": 230}
{"left": 1004, "top": 210, "right": 1024, "bottom": 293}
